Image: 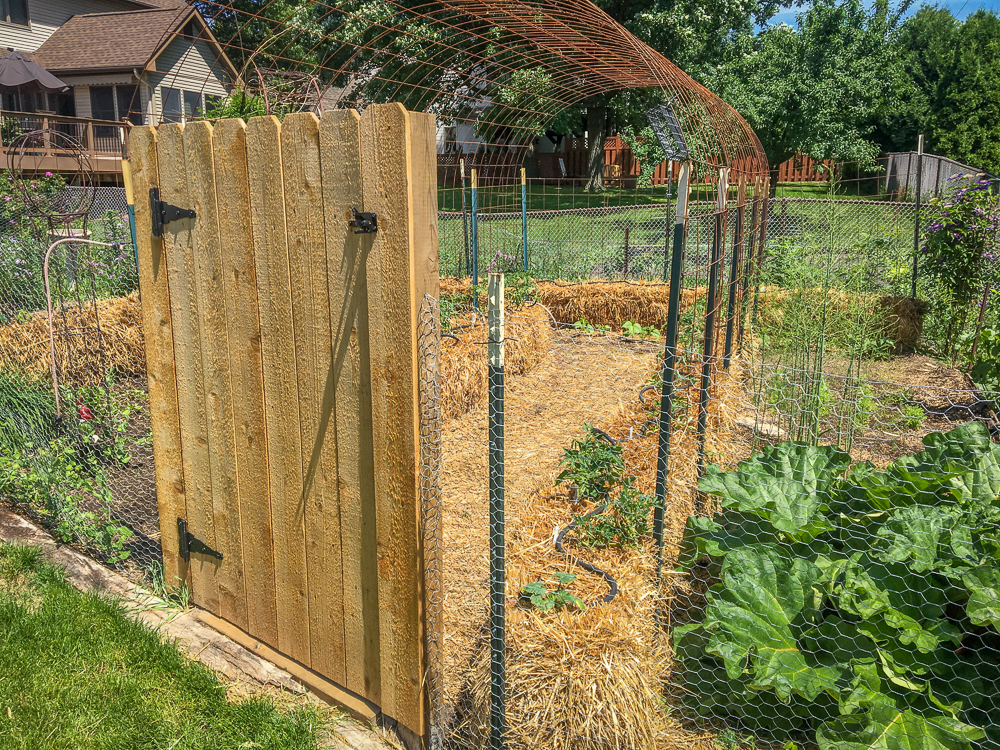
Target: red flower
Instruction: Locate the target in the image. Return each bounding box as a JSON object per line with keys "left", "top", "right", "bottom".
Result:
{"left": 78, "top": 405, "right": 94, "bottom": 421}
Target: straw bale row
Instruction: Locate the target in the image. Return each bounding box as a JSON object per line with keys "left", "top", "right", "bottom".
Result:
{"left": 450, "top": 352, "right": 753, "bottom": 749}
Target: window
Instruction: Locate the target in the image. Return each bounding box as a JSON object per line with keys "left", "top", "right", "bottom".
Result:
{"left": 89, "top": 86, "right": 116, "bottom": 121}
{"left": 117, "top": 85, "right": 142, "bottom": 126}
{"left": 161, "top": 87, "right": 182, "bottom": 123}
{"left": 183, "top": 90, "right": 201, "bottom": 119}
{"left": 2, "top": 0, "right": 29, "bottom": 26}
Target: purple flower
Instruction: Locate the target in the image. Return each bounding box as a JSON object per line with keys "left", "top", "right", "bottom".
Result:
{"left": 44, "top": 171, "right": 52, "bottom": 178}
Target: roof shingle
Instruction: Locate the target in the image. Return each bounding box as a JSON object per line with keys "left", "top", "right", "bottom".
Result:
{"left": 33, "top": 7, "right": 191, "bottom": 73}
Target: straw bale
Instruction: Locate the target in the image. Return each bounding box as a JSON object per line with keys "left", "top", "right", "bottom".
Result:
{"left": 875, "top": 295, "right": 927, "bottom": 354}
{"left": 446, "top": 340, "right": 753, "bottom": 749}
{"left": 440, "top": 304, "right": 551, "bottom": 420}
{"left": 440, "top": 277, "right": 703, "bottom": 331}
{"left": 0, "top": 293, "right": 146, "bottom": 381}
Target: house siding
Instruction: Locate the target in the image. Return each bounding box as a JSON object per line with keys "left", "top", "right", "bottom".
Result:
{"left": 74, "top": 85, "right": 92, "bottom": 118}
{"left": 146, "top": 34, "right": 230, "bottom": 121}
{"left": 0, "top": 0, "right": 140, "bottom": 52}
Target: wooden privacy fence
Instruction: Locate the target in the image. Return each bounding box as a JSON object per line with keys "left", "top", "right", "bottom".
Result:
{"left": 129, "top": 103, "right": 439, "bottom": 748}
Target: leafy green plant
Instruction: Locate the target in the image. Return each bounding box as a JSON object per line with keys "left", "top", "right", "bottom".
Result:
{"left": 555, "top": 424, "right": 623, "bottom": 501}
{"left": 622, "top": 320, "right": 661, "bottom": 338}
{"left": 574, "top": 478, "right": 655, "bottom": 549}
{"left": 919, "top": 175, "right": 1000, "bottom": 363}
{"left": 520, "top": 572, "right": 586, "bottom": 612}
{"left": 970, "top": 326, "right": 1000, "bottom": 398}
{"left": 571, "top": 318, "right": 611, "bottom": 333}
{"left": 675, "top": 423, "right": 1000, "bottom": 749}
{"left": 0, "top": 369, "right": 57, "bottom": 454}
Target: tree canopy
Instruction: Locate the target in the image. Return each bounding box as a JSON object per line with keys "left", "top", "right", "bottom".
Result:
{"left": 875, "top": 6, "right": 1000, "bottom": 174}
{"left": 702, "top": 0, "right": 910, "bottom": 193}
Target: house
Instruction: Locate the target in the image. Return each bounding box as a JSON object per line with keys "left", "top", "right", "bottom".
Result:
{"left": 0, "top": 0, "right": 238, "bottom": 180}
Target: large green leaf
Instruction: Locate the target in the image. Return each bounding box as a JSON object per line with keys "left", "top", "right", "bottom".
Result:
{"left": 876, "top": 506, "right": 956, "bottom": 573}
{"left": 962, "top": 567, "right": 1000, "bottom": 629}
{"left": 894, "top": 422, "right": 1000, "bottom": 510}
{"left": 677, "top": 511, "right": 777, "bottom": 571}
{"left": 818, "top": 708, "right": 985, "bottom": 750}
{"left": 698, "top": 442, "right": 850, "bottom": 541}
{"left": 702, "top": 547, "right": 840, "bottom": 701}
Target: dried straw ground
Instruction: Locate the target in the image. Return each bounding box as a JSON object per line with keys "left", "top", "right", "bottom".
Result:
{"left": 439, "top": 306, "right": 752, "bottom": 750}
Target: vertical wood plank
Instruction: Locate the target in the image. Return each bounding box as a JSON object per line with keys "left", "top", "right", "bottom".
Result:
{"left": 280, "top": 112, "right": 334, "bottom": 673}
{"left": 246, "top": 115, "right": 308, "bottom": 663}
{"left": 128, "top": 128, "right": 187, "bottom": 592}
{"left": 182, "top": 121, "right": 246, "bottom": 627}
{"left": 320, "top": 109, "right": 380, "bottom": 701}
{"left": 155, "top": 123, "right": 220, "bottom": 613}
{"left": 407, "top": 110, "right": 440, "bottom": 745}
{"left": 213, "top": 118, "right": 276, "bottom": 642}
{"left": 359, "top": 102, "right": 426, "bottom": 740}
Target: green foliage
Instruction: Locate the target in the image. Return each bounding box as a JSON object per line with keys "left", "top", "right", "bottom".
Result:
{"left": 205, "top": 87, "right": 293, "bottom": 121}
{"left": 618, "top": 125, "right": 665, "bottom": 187}
{"left": 521, "top": 572, "right": 586, "bottom": 612}
{"left": 877, "top": 7, "right": 1000, "bottom": 175}
{"left": 0, "top": 373, "right": 145, "bottom": 564}
{"left": 555, "top": 424, "right": 623, "bottom": 501}
{"left": 571, "top": 319, "right": 612, "bottom": 333}
{"left": 919, "top": 175, "right": 1000, "bottom": 362}
{"left": 675, "top": 423, "right": 1000, "bottom": 749}
{"left": 705, "top": 0, "right": 907, "bottom": 181}
{"left": 622, "top": 320, "right": 662, "bottom": 338}
{"left": 574, "top": 478, "right": 656, "bottom": 549}
{"left": 970, "top": 326, "right": 1000, "bottom": 397}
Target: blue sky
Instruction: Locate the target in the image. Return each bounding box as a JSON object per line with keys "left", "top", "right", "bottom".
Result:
{"left": 767, "top": 0, "right": 1000, "bottom": 26}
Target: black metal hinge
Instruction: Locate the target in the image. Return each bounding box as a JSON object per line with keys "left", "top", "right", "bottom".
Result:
{"left": 177, "top": 518, "right": 223, "bottom": 562}
{"left": 150, "top": 188, "right": 196, "bottom": 237}
{"left": 348, "top": 207, "right": 378, "bottom": 234}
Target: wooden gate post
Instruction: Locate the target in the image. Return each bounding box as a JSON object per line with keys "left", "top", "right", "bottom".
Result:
{"left": 127, "top": 127, "right": 187, "bottom": 592}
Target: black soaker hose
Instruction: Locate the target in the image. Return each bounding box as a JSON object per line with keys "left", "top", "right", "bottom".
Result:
{"left": 555, "top": 504, "right": 618, "bottom": 606}
{"left": 555, "top": 428, "right": 621, "bottom": 607}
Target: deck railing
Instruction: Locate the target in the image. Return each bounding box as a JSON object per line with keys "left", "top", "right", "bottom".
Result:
{"left": 1, "top": 110, "right": 125, "bottom": 174}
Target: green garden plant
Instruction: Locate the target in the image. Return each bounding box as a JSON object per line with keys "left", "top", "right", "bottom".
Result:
{"left": 574, "top": 478, "right": 656, "bottom": 549}
{"left": 521, "top": 572, "right": 586, "bottom": 612}
{"left": 555, "top": 424, "right": 623, "bottom": 501}
{"left": 675, "top": 423, "right": 1000, "bottom": 749}
{"left": 918, "top": 175, "right": 1000, "bottom": 363}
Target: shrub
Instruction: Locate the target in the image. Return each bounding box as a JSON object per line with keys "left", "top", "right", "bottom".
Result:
{"left": 675, "top": 423, "right": 1000, "bottom": 750}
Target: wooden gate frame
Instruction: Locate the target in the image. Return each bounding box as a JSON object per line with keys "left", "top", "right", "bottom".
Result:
{"left": 128, "top": 104, "right": 439, "bottom": 749}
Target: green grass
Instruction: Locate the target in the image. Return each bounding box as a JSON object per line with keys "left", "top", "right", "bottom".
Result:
{"left": 0, "top": 543, "right": 320, "bottom": 750}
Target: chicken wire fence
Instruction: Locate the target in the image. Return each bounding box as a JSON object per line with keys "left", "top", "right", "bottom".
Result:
{"left": 0, "top": 196, "right": 161, "bottom": 584}
{"left": 418, "top": 280, "right": 1000, "bottom": 750}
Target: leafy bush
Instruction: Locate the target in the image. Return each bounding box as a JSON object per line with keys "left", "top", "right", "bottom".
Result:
{"left": 555, "top": 424, "right": 623, "bottom": 501}
{"left": 675, "top": 423, "right": 1000, "bottom": 750}
{"left": 918, "top": 175, "right": 1000, "bottom": 362}
{"left": 574, "top": 478, "right": 655, "bottom": 549}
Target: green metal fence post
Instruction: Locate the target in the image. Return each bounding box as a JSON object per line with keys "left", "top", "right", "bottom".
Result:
{"left": 521, "top": 168, "right": 528, "bottom": 272}
{"left": 472, "top": 168, "right": 480, "bottom": 309}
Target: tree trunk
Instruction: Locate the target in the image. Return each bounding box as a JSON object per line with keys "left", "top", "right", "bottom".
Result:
{"left": 584, "top": 105, "right": 608, "bottom": 193}
{"left": 769, "top": 162, "right": 780, "bottom": 198}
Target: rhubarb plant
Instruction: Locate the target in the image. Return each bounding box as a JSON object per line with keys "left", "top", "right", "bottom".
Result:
{"left": 675, "top": 422, "right": 1000, "bottom": 750}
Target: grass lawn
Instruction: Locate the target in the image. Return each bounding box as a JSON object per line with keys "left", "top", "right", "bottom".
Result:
{"left": 0, "top": 543, "right": 321, "bottom": 750}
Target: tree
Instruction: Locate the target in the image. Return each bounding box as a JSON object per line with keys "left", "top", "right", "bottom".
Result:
{"left": 875, "top": 7, "right": 1000, "bottom": 174}
{"left": 705, "top": 0, "right": 910, "bottom": 195}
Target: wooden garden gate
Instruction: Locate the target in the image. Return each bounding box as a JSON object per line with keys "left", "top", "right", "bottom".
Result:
{"left": 129, "top": 104, "right": 439, "bottom": 749}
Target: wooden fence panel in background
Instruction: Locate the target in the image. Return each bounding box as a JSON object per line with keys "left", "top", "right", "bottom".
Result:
{"left": 131, "top": 103, "right": 437, "bottom": 750}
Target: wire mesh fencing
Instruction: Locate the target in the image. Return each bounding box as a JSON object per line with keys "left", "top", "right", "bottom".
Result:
{"left": 421, "top": 278, "right": 1000, "bottom": 750}
{"left": 0, "top": 191, "right": 160, "bottom": 584}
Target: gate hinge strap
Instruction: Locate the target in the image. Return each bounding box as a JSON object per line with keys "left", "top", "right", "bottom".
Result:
{"left": 150, "top": 188, "right": 196, "bottom": 237}
{"left": 177, "top": 518, "right": 223, "bottom": 562}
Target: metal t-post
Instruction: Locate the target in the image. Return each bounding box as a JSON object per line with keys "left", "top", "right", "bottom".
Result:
{"left": 460, "top": 159, "right": 470, "bottom": 277}
{"left": 472, "top": 168, "right": 480, "bottom": 309}
{"left": 487, "top": 273, "right": 507, "bottom": 750}
{"left": 521, "top": 168, "right": 528, "bottom": 272}
{"left": 696, "top": 169, "right": 729, "bottom": 507}
{"left": 121, "top": 155, "right": 141, "bottom": 301}
{"left": 653, "top": 162, "right": 690, "bottom": 601}
{"left": 911, "top": 134, "right": 924, "bottom": 299}
{"left": 722, "top": 177, "right": 746, "bottom": 368}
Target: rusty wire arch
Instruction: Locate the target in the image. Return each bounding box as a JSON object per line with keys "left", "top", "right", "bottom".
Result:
{"left": 158, "top": 0, "right": 770, "bottom": 196}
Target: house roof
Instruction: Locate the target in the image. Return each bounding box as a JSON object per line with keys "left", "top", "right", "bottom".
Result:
{"left": 33, "top": 7, "right": 190, "bottom": 73}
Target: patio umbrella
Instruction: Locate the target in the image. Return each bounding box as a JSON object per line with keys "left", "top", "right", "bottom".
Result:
{"left": 0, "top": 50, "right": 68, "bottom": 92}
